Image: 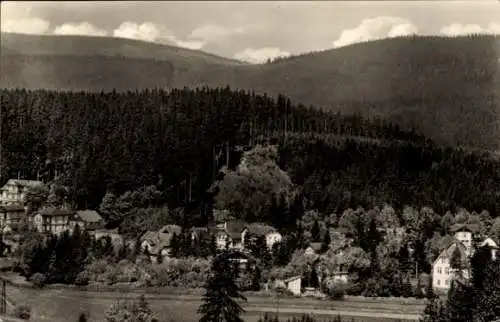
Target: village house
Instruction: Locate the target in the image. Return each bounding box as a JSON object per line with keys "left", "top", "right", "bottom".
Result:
{"left": 275, "top": 275, "right": 302, "bottom": 296}
{"left": 140, "top": 224, "right": 182, "bottom": 262}
{"left": 245, "top": 223, "right": 282, "bottom": 249}
{"left": 0, "top": 204, "right": 27, "bottom": 233}
{"left": 305, "top": 242, "right": 323, "bottom": 256}
{"left": 432, "top": 224, "right": 496, "bottom": 291}
{"left": 190, "top": 226, "right": 209, "bottom": 242}
{"left": 33, "top": 208, "right": 77, "bottom": 235}
{"left": 0, "top": 179, "right": 43, "bottom": 206}
{"left": 480, "top": 237, "right": 498, "bottom": 260}
{"left": 215, "top": 218, "right": 247, "bottom": 251}
{"left": 70, "top": 210, "right": 105, "bottom": 232}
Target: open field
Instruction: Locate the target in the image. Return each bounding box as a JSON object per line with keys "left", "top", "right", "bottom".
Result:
{"left": 3, "top": 283, "right": 424, "bottom": 322}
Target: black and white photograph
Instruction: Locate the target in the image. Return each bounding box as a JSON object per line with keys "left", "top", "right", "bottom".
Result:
{"left": 0, "top": 1, "right": 499, "bottom": 321}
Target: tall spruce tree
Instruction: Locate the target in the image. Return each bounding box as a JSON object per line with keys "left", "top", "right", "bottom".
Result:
{"left": 198, "top": 252, "right": 247, "bottom": 322}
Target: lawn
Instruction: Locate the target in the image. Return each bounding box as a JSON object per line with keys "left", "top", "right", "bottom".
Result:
{"left": 4, "top": 283, "right": 423, "bottom": 322}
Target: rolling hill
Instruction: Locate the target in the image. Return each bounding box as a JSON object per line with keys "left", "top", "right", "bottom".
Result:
{"left": 1, "top": 32, "right": 499, "bottom": 149}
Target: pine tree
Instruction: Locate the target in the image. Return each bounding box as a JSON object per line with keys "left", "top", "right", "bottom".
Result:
{"left": 198, "top": 252, "right": 247, "bottom": 322}
{"left": 251, "top": 266, "right": 261, "bottom": 291}
{"left": 209, "top": 234, "right": 218, "bottom": 256}
{"left": 321, "top": 230, "right": 331, "bottom": 253}
{"left": 450, "top": 246, "right": 463, "bottom": 271}
{"left": 78, "top": 313, "right": 87, "bottom": 322}
{"left": 310, "top": 221, "right": 320, "bottom": 242}
{"left": 425, "top": 275, "right": 436, "bottom": 300}
{"left": 470, "top": 245, "right": 492, "bottom": 289}
{"left": 421, "top": 297, "right": 448, "bottom": 322}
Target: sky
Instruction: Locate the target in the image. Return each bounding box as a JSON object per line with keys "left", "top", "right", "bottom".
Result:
{"left": 1, "top": 1, "right": 500, "bottom": 63}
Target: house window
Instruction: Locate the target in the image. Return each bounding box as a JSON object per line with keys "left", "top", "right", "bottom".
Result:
{"left": 437, "top": 267, "right": 442, "bottom": 274}
{"left": 436, "top": 279, "right": 440, "bottom": 285}
{"left": 445, "top": 279, "right": 449, "bottom": 286}
{"left": 445, "top": 268, "right": 450, "bottom": 275}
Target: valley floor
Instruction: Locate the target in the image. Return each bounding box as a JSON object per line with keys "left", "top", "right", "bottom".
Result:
{"left": 3, "top": 283, "right": 424, "bottom": 322}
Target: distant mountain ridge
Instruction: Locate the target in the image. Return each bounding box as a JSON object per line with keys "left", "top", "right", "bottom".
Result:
{"left": 1, "top": 32, "right": 499, "bottom": 149}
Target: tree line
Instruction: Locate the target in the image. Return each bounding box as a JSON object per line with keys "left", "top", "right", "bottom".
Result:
{"left": 2, "top": 87, "right": 428, "bottom": 211}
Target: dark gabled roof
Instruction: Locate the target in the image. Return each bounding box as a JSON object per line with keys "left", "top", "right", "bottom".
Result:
{"left": 141, "top": 231, "right": 158, "bottom": 244}
{"left": 436, "top": 241, "right": 469, "bottom": 267}
{"left": 246, "top": 223, "right": 278, "bottom": 236}
{"left": 439, "top": 235, "right": 461, "bottom": 251}
{"left": 0, "top": 204, "right": 25, "bottom": 212}
{"left": 75, "top": 210, "right": 103, "bottom": 223}
{"left": 450, "top": 223, "right": 481, "bottom": 233}
{"left": 221, "top": 219, "right": 246, "bottom": 240}
{"left": 38, "top": 208, "right": 76, "bottom": 216}
{"left": 158, "top": 224, "right": 182, "bottom": 235}
{"left": 308, "top": 242, "right": 323, "bottom": 252}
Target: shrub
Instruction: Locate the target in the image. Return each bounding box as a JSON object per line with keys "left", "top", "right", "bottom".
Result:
{"left": 105, "top": 295, "right": 157, "bottom": 322}
{"left": 13, "top": 304, "right": 31, "bottom": 320}
{"left": 75, "top": 271, "right": 90, "bottom": 286}
{"left": 30, "top": 272, "right": 46, "bottom": 289}
{"left": 322, "top": 279, "right": 348, "bottom": 300}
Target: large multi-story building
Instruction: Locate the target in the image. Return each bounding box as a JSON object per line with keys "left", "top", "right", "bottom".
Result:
{"left": 0, "top": 179, "right": 43, "bottom": 206}
{"left": 432, "top": 224, "right": 498, "bottom": 291}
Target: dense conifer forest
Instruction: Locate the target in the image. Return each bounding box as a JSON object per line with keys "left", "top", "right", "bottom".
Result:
{"left": 1, "top": 87, "right": 499, "bottom": 224}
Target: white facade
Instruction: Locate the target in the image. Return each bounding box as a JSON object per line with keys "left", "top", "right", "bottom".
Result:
{"left": 265, "top": 232, "right": 282, "bottom": 249}
{"left": 432, "top": 256, "right": 456, "bottom": 290}
{"left": 216, "top": 227, "right": 247, "bottom": 251}
{"left": 0, "top": 180, "right": 43, "bottom": 206}
{"left": 432, "top": 227, "right": 491, "bottom": 292}
{"left": 33, "top": 212, "right": 75, "bottom": 235}
{"left": 285, "top": 276, "right": 302, "bottom": 296}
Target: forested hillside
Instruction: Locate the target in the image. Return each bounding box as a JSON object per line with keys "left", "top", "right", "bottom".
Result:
{"left": 1, "top": 88, "right": 499, "bottom": 226}
{"left": 2, "top": 33, "right": 499, "bottom": 149}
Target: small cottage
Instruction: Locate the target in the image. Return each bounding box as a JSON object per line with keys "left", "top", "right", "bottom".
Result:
{"left": 245, "top": 223, "right": 282, "bottom": 249}
{"left": 71, "top": 210, "right": 104, "bottom": 231}
{"left": 275, "top": 276, "right": 302, "bottom": 296}
{"left": 33, "top": 208, "right": 77, "bottom": 235}
{"left": 140, "top": 224, "right": 182, "bottom": 262}
{"left": 479, "top": 237, "right": 499, "bottom": 260}
{"left": 215, "top": 218, "right": 247, "bottom": 251}
{"left": 305, "top": 242, "right": 323, "bottom": 256}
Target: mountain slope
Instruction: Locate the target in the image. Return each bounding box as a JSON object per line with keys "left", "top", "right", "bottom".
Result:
{"left": 1, "top": 32, "right": 499, "bottom": 149}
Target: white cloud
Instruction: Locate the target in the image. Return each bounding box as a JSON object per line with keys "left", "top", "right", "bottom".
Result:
{"left": 1, "top": 17, "right": 51, "bottom": 35}
{"left": 54, "top": 22, "right": 107, "bottom": 37}
{"left": 333, "top": 16, "right": 419, "bottom": 48}
{"left": 388, "top": 23, "right": 419, "bottom": 38}
{"left": 440, "top": 22, "right": 500, "bottom": 36}
{"left": 174, "top": 39, "right": 206, "bottom": 50}
{"left": 113, "top": 21, "right": 162, "bottom": 42}
{"left": 234, "top": 47, "right": 291, "bottom": 64}
{"left": 111, "top": 21, "right": 209, "bottom": 50}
